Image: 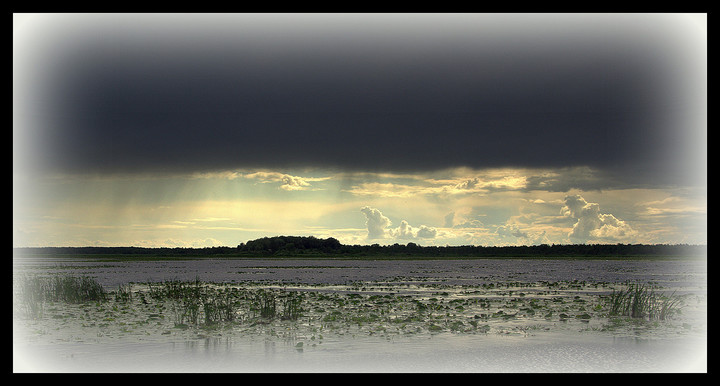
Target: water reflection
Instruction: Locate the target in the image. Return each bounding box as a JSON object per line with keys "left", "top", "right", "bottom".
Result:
{"left": 264, "top": 338, "right": 276, "bottom": 358}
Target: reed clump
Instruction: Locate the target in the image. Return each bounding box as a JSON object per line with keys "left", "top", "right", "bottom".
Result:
{"left": 149, "top": 279, "right": 203, "bottom": 301}
{"left": 150, "top": 281, "right": 304, "bottom": 327}
{"left": 281, "top": 292, "right": 303, "bottom": 321}
{"left": 16, "top": 274, "right": 47, "bottom": 319}
{"left": 174, "top": 296, "right": 202, "bottom": 327}
{"left": 18, "top": 274, "right": 107, "bottom": 303}
{"left": 606, "top": 283, "right": 683, "bottom": 321}
{"left": 254, "top": 289, "right": 277, "bottom": 319}
{"left": 203, "top": 291, "right": 237, "bottom": 325}
{"left": 157, "top": 280, "right": 237, "bottom": 327}
{"left": 16, "top": 274, "right": 108, "bottom": 319}
{"left": 115, "top": 283, "right": 133, "bottom": 303}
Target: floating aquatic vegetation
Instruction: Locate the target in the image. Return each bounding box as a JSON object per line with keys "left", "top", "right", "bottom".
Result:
{"left": 13, "top": 274, "right": 700, "bottom": 349}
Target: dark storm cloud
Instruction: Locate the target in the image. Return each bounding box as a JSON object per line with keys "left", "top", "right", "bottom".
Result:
{"left": 15, "top": 14, "right": 705, "bottom": 186}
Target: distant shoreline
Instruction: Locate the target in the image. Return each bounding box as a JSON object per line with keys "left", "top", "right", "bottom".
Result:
{"left": 13, "top": 236, "right": 707, "bottom": 261}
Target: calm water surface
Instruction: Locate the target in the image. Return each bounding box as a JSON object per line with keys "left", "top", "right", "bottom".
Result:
{"left": 12, "top": 257, "right": 707, "bottom": 289}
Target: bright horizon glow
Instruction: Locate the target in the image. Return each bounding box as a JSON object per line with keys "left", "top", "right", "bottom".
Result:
{"left": 13, "top": 166, "right": 707, "bottom": 248}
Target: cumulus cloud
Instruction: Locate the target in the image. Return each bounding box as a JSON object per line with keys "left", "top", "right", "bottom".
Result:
{"left": 242, "top": 171, "right": 329, "bottom": 191}
{"left": 451, "top": 175, "right": 528, "bottom": 193}
{"left": 360, "top": 206, "right": 438, "bottom": 241}
{"left": 388, "top": 221, "right": 439, "bottom": 240}
{"left": 361, "top": 206, "right": 392, "bottom": 239}
{"left": 391, "top": 220, "right": 415, "bottom": 240}
{"left": 416, "top": 225, "right": 438, "bottom": 239}
{"left": 495, "top": 224, "right": 528, "bottom": 239}
{"left": 561, "top": 195, "right": 636, "bottom": 243}
{"left": 454, "top": 178, "right": 482, "bottom": 191}
{"left": 279, "top": 174, "right": 312, "bottom": 191}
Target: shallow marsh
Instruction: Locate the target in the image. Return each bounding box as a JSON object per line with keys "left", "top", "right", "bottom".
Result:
{"left": 13, "top": 256, "right": 707, "bottom": 372}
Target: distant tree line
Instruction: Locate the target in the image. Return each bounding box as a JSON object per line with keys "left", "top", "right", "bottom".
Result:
{"left": 15, "top": 235, "right": 706, "bottom": 259}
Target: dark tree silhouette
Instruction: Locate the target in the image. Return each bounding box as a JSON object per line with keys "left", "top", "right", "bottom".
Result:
{"left": 15, "top": 236, "right": 706, "bottom": 259}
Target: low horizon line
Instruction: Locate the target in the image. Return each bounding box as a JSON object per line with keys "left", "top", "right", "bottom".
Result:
{"left": 12, "top": 242, "right": 708, "bottom": 249}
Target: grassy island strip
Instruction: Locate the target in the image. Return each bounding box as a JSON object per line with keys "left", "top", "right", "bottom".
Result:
{"left": 14, "top": 236, "right": 706, "bottom": 261}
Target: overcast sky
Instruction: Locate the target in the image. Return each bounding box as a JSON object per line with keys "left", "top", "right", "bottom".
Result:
{"left": 13, "top": 13, "right": 706, "bottom": 248}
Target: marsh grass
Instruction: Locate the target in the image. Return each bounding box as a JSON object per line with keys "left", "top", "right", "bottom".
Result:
{"left": 145, "top": 279, "right": 235, "bottom": 327}
{"left": 49, "top": 275, "right": 107, "bottom": 303}
{"left": 255, "top": 289, "right": 277, "bottom": 319}
{"left": 18, "top": 274, "right": 107, "bottom": 303}
{"left": 16, "top": 274, "right": 47, "bottom": 319}
{"left": 115, "top": 283, "right": 133, "bottom": 303}
{"left": 203, "top": 291, "right": 237, "bottom": 325}
{"left": 16, "top": 274, "right": 108, "bottom": 319}
{"left": 149, "top": 278, "right": 203, "bottom": 301}
{"left": 174, "top": 297, "right": 202, "bottom": 327}
{"left": 607, "top": 283, "right": 683, "bottom": 321}
{"left": 281, "top": 292, "right": 303, "bottom": 321}
{"left": 155, "top": 281, "right": 304, "bottom": 327}
{"left": 15, "top": 276, "right": 697, "bottom": 344}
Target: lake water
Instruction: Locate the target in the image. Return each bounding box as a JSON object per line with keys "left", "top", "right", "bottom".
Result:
{"left": 13, "top": 257, "right": 707, "bottom": 373}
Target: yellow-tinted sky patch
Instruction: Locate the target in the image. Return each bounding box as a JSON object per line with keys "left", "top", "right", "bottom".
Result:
{"left": 13, "top": 167, "right": 706, "bottom": 247}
